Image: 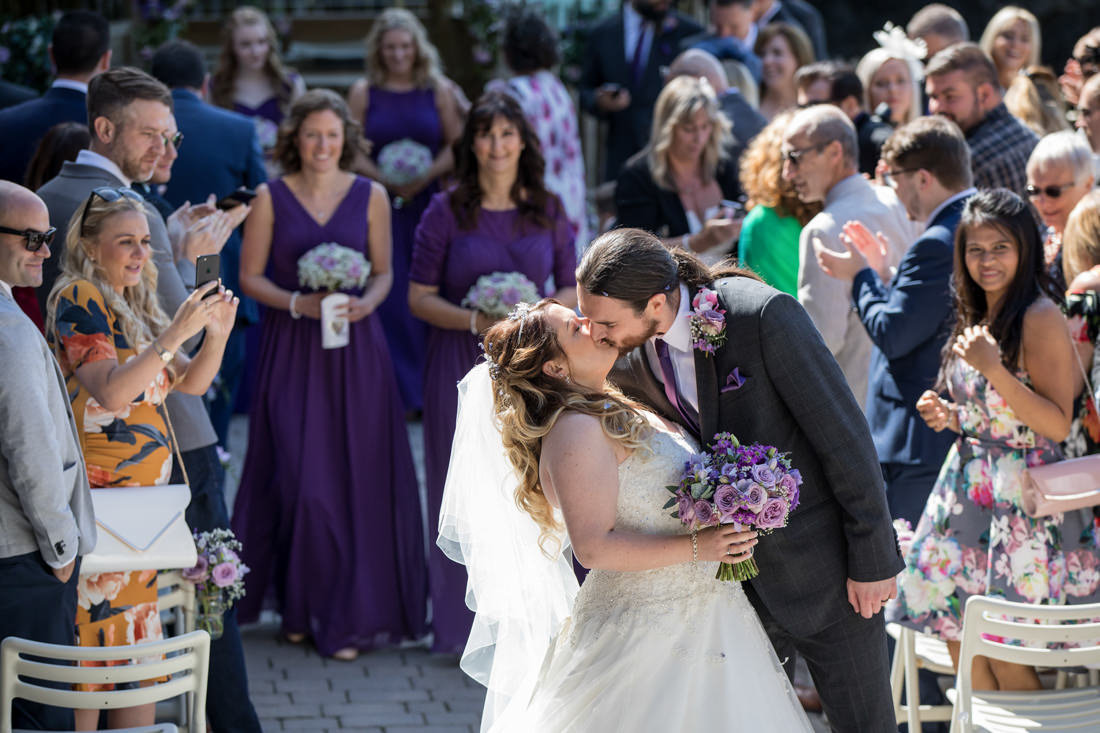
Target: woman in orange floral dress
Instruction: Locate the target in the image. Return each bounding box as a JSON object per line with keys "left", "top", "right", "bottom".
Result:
{"left": 45, "top": 189, "right": 238, "bottom": 730}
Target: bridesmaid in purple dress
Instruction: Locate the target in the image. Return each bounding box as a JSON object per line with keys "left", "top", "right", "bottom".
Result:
{"left": 234, "top": 90, "right": 426, "bottom": 661}
{"left": 409, "top": 92, "right": 577, "bottom": 653}
{"left": 210, "top": 6, "right": 306, "bottom": 178}
{"left": 348, "top": 8, "right": 463, "bottom": 413}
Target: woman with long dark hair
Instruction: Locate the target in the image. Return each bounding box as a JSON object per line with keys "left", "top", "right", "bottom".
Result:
{"left": 409, "top": 91, "right": 577, "bottom": 653}
{"left": 891, "top": 189, "right": 1100, "bottom": 692}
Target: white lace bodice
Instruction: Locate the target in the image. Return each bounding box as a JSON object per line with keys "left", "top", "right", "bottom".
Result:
{"left": 566, "top": 420, "right": 764, "bottom": 657}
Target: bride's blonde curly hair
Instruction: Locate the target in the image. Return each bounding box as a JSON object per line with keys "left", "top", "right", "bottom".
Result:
{"left": 482, "top": 299, "right": 651, "bottom": 555}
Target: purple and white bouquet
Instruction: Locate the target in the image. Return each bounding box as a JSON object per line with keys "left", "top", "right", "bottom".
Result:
{"left": 462, "top": 271, "right": 540, "bottom": 319}
{"left": 666, "top": 432, "right": 802, "bottom": 581}
{"left": 297, "top": 242, "right": 370, "bottom": 293}
{"left": 377, "top": 138, "right": 433, "bottom": 186}
{"left": 182, "top": 528, "right": 249, "bottom": 605}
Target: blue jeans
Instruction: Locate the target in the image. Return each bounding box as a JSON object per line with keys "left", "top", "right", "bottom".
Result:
{"left": 173, "top": 444, "right": 261, "bottom": 733}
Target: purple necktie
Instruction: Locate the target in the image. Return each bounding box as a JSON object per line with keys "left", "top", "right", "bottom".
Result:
{"left": 630, "top": 25, "right": 648, "bottom": 87}
{"left": 654, "top": 338, "right": 700, "bottom": 435}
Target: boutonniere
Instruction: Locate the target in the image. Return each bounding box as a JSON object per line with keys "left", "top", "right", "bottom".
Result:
{"left": 688, "top": 287, "right": 727, "bottom": 355}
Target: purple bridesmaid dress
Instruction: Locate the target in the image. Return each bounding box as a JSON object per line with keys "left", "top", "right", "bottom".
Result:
{"left": 363, "top": 87, "right": 442, "bottom": 412}
{"left": 411, "top": 191, "right": 577, "bottom": 654}
{"left": 232, "top": 176, "right": 428, "bottom": 655}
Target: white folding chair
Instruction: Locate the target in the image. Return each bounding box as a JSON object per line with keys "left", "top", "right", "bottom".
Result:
{"left": 888, "top": 622, "right": 956, "bottom": 728}
{"left": 0, "top": 630, "right": 209, "bottom": 733}
{"left": 948, "top": 596, "right": 1100, "bottom": 732}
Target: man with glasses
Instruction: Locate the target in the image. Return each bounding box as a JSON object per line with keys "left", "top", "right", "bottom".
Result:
{"left": 925, "top": 43, "right": 1038, "bottom": 201}
{"left": 0, "top": 181, "right": 96, "bottom": 731}
{"left": 782, "top": 104, "right": 918, "bottom": 409}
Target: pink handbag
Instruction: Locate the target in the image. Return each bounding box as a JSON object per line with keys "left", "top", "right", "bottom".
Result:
{"left": 1021, "top": 455, "right": 1100, "bottom": 517}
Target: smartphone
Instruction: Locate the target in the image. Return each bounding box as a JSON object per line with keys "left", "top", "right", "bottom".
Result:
{"left": 216, "top": 188, "right": 256, "bottom": 210}
{"left": 195, "top": 254, "right": 221, "bottom": 298}
{"left": 721, "top": 199, "right": 747, "bottom": 219}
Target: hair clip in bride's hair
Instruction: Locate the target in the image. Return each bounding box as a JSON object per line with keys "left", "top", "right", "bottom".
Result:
{"left": 508, "top": 302, "right": 535, "bottom": 341}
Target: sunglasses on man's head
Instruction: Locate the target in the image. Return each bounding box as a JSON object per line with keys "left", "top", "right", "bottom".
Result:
{"left": 79, "top": 186, "right": 145, "bottom": 236}
{"left": 0, "top": 225, "right": 57, "bottom": 252}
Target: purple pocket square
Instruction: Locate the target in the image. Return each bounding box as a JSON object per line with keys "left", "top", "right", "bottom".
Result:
{"left": 720, "top": 368, "right": 746, "bottom": 394}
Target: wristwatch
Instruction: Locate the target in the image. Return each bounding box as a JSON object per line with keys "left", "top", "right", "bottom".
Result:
{"left": 152, "top": 339, "right": 174, "bottom": 364}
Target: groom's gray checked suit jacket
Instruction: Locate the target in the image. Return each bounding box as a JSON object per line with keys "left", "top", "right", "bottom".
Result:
{"left": 611, "top": 275, "right": 904, "bottom": 637}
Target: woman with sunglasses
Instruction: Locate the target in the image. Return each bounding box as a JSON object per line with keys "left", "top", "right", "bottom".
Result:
{"left": 893, "top": 190, "right": 1100, "bottom": 692}
{"left": 1025, "top": 131, "right": 1095, "bottom": 292}
{"left": 45, "top": 188, "right": 237, "bottom": 731}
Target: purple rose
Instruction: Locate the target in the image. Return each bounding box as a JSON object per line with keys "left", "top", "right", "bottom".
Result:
{"left": 700, "top": 309, "right": 725, "bottom": 332}
{"left": 212, "top": 562, "right": 238, "bottom": 588}
{"left": 789, "top": 468, "right": 803, "bottom": 485}
{"left": 777, "top": 473, "right": 798, "bottom": 495}
{"left": 676, "top": 492, "right": 696, "bottom": 525}
{"left": 694, "top": 500, "right": 717, "bottom": 527}
{"left": 743, "top": 483, "right": 768, "bottom": 513}
{"left": 713, "top": 484, "right": 739, "bottom": 520}
{"left": 757, "top": 498, "right": 790, "bottom": 529}
{"left": 751, "top": 463, "right": 776, "bottom": 488}
{"left": 182, "top": 555, "right": 209, "bottom": 583}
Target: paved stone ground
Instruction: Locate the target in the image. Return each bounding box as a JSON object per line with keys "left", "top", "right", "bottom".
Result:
{"left": 226, "top": 417, "right": 829, "bottom": 732}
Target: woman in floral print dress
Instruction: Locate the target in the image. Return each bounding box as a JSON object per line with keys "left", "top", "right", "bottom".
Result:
{"left": 890, "top": 190, "right": 1100, "bottom": 692}
{"left": 46, "top": 190, "right": 237, "bottom": 729}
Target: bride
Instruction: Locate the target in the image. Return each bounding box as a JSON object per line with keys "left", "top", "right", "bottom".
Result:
{"left": 438, "top": 299, "right": 813, "bottom": 731}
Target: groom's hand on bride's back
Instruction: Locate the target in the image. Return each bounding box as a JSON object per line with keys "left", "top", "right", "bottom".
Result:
{"left": 846, "top": 576, "right": 898, "bottom": 619}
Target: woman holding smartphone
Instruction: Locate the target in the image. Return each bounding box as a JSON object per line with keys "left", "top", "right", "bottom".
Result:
{"left": 45, "top": 188, "right": 237, "bottom": 730}
{"left": 234, "top": 90, "right": 426, "bottom": 661}
{"left": 615, "top": 76, "right": 743, "bottom": 263}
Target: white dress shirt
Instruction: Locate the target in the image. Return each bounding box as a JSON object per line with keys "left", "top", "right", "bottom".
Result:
{"left": 0, "top": 279, "right": 12, "bottom": 300}
{"left": 75, "top": 149, "right": 131, "bottom": 187}
{"left": 623, "top": 2, "right": 654, "bottom": 70}
{"left": 645, "top": 283, "right": 700, "bottom": 413}
{"left": 51, "top": 79, "right": 89, "bottom": 94}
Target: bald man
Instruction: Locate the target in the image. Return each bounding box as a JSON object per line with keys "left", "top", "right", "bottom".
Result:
{"left": 667, "top": 48, "right": 766, "bottom": 162}
{"left": 0, "top": 181, "right": 96, "bottom": 730}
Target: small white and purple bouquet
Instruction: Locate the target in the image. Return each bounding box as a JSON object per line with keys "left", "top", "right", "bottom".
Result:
{"left": 462, "top": 271, "right": 540, "bottom": 320}
{"left": 666, "top": 432, "right": 802, "bottom": 581}
{"left": 182, "top": 528, "right": 249, "bottom": 639}
{"left": 378, "top": 138, "right": 433, "bottom": 207}
{"left": 297, "top": 242, "right": 370, "bottom": 293}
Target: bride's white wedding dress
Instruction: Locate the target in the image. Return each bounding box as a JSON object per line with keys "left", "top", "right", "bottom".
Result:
{"left": 491, "top": 419, "right": 813, "bottom": 732}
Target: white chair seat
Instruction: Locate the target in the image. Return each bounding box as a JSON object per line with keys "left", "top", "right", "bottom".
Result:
{"left": 15, "top": 721, "right": 176, "bottom": 726}
{"left": 946, "top": 687, "right": 1100, "bottom": 731}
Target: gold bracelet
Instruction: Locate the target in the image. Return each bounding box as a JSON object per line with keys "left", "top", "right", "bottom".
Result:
{"left": 691, "top": 527, "right": 698, "bottom": 567}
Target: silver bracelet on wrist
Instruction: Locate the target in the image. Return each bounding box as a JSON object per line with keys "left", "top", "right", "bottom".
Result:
{"left": 289, "top": 291, "right": 302, "bottom": 319}
{"left": 469, "top": 308, "right": 479, "bottom": 335}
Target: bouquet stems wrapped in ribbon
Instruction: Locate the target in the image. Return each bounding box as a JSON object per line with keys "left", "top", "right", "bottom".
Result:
{"left": 666, "top": 432, "right": 802, "bottom": 581}
{"left": 461, "top": 271, "right": 540, "bottom": 319}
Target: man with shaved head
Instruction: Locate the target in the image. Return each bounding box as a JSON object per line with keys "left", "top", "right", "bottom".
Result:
{"left": 668, "top": 47, "right": 766, "bottom": 153}
{"left": 782, "top": 105, "right": 918, "bottom": 407}
{"left": 0, "top": 181, "right": 95, "bottom": 730}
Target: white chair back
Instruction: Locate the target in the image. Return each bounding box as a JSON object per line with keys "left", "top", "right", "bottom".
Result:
{"left": 0, "top": 630, "right": 209, "bottom": 733}
{"left": 953, "top": 596, "right": 1100, "bottom": 732}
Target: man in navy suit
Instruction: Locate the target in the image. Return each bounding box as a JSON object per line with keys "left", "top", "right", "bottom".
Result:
{"left": 0, "top": 11, "right": 111, "bottom": 183}
{"left": 151, "top": 40, "right": 266, "bottom": 451}
{"left": 816, "top": 115, "right": 975, "bottom": 526}
{"left": 579, "top": 0, "right": 702, "bottom": 181}
{"left": 0, "top": 80, "right": 36, "bottom": 111}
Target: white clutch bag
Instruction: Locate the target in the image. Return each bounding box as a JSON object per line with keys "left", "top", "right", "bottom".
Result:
{"left": 83, "top": 484, "right": 197, "bottom": 574}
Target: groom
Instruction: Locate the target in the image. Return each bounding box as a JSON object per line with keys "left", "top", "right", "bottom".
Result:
{"left": 577, "top": 228, "right": 903, "bottom": 732}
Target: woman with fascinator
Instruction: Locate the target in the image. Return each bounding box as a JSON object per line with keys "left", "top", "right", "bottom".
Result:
{"left": 437, "top": 299, "right": 812, "bottom": 731}
{"left": 856, "top": 22, "right": 926, "bottom": 126}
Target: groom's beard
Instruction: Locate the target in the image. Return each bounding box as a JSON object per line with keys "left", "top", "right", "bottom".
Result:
{"left": 610, "top": 316, "right": 662, "bottom": 356}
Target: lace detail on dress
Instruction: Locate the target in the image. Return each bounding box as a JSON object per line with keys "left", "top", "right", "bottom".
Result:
{"left": 564, "top": 422, "right": 769, "bottom": 666}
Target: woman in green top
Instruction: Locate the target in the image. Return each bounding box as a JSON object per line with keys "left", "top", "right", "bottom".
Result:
{"left": 737, "top": 110, "right": 820, "bottom": 295}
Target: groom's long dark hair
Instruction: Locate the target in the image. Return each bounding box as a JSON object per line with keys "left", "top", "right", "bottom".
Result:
{"left": 576, "top": 228, "right": 758, "bottom": 313}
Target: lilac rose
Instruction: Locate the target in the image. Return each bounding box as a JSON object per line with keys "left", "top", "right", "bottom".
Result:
{"left": 694, "top": 500, "right": 717, "bottom": 527}
{"left": 757, "top": 498, "right": 790, "bottom": 529}
{"left": 713, "top": 484, "right": 740, "bottom": 520}
{"left": 699, "top": 309, "right": 725, "bottom": 333}
{"left": 743, "top": 483, "right": 768, "bottom": 513}
{"left": 212, "top": 562, "right": 238, "bottom": 588}
{"left": 182, "top": 555, "right": 209, "bottom": 583}
{"left": 751, "top": 463, "right": 776, "bottom": 488}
